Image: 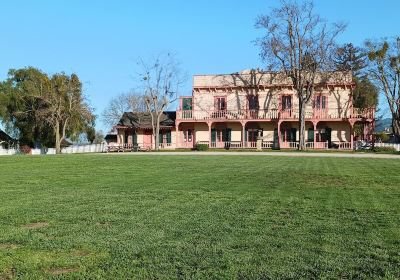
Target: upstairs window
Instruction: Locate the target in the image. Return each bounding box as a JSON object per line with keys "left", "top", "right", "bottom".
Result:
{"left": 247, "top": 95, "right": 259, "bottom": 110}
{"left": 314, "top": 95, "right": 327, "bottom": 109}
{"left": 282, "top": 95, "right": 292, "bottom": 110}
{"left": 182, "top": 97, "right": 192, "bottom": 110}
{"left": 215, "top": 97, "right": 226, "bottom": 111}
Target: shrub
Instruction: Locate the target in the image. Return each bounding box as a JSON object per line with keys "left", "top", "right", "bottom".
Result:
{"left": 19, "top": 145, "right": 32, "bottom": 155}
{"left": 372, "top": 146, "right": 397, "bottom": 153}
{"left": 196, "top": 143, "right": 209, "bottom": 151}
{"left": 375, "top": 132, "right": 390, "bottom": 143}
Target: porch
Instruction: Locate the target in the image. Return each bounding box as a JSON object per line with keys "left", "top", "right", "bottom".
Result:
{"left": 174, "top": 120, "right": 366, "bottom": 150}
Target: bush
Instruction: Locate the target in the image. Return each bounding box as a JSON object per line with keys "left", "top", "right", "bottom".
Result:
{"left": 375, "top": 132, "right": 390, "bottom": 143}
{"left": 372, "top": 146, "right": 397, "bottom": 153}
{"left": 196, "top": 143, "right": 209, "bottom": 151}
{"left": 19, "top": 145, "right": 32, "bottom": 155}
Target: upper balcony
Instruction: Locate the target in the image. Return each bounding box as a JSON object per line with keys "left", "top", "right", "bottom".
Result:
{"left": 176, "top": 108, "right": 375, "bottom": 122}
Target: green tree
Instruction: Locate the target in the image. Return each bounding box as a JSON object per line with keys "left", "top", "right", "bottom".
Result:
{"left": 352, "top": 76, "right": 378, "bottom": 109}
{"left": 334, "top": 43, "right": 378, "bottom": 109}
{"left": 366, "top": 38, "right": 400, "bottom": 140}
{"left": 39, "top": 73, "right": 95, "bottom": 153}
{"left": 0, "top": 67, "right": 53, "bottom": 147}
{"left": 0, "top": 68, "right": 95, "bottom": 152}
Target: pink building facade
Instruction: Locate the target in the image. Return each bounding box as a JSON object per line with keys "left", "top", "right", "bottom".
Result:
{"left": 113, "top": 70, "right": 374, "bottom": 150}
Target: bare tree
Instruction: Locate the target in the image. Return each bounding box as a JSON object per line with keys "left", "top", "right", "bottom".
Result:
{"left": 138, "top": 53, "right": 186, "bottom": 150}
{"left": 101, "top": 93, "right": 146, "bottom": 128}
{"left": 256, "top": 0, "right": 346, "bottom": 150}
{"left": 366, "top": 37, "right": 400, "bottom": 141}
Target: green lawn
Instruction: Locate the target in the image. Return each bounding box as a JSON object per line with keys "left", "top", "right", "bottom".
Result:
{"left": 0, "top": 155, "right": 399, "bottom": 279}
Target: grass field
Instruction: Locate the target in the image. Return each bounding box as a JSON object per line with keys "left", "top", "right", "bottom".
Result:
{"left": 0, "top": 155, "right": 399, "bottom": 279}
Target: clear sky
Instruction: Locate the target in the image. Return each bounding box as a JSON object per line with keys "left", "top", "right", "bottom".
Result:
{"left": 1, "top": 0, "right": 398, "bottom": 132}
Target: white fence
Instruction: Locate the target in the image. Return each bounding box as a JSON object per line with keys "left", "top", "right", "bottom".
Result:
{"left": 0, "top": 144, "right": 107, "bottom": 156}
{"left": 374, "top": 142, "right": 400, "bottom": 151}
{"left": 0, "top": 148, "right": 17, "bottom": 156}
{"left": 61, "top": 143, "right": 106, "bottom": 154}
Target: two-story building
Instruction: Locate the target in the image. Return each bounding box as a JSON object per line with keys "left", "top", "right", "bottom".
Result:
{"left": 111, "top": 70, "right": 374, "bottom": 150}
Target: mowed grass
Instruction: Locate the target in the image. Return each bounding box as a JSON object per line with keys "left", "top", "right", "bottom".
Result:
{"left": 0, "top": 155, "right": 399, "bottom": 279}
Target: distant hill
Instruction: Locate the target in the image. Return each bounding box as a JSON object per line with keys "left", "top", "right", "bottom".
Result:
{"left": 375, "top": 118, "right": 392, "bottom": 132}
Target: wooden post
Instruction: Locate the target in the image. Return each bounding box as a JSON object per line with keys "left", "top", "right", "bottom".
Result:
{"left": 350, "top": 122, "right": 354, "bottom": 150}
{"left": 208, "top": 122, "right": 212, "bottom": 148}
{"left": 277, "top": 121, "right": 282, "bottom": 149}
{"left": 175, "top": 122, "right": 179, "bottom": 149}
{"left": 313, "top": 121, "right": 318, "bottom": 150}
{"left": 241, "top": 121, "right": 246, "bottom": 148}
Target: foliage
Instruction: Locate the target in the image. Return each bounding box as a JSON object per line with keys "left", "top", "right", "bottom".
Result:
{"left": 0, "top": 68, "right": 95, "bottom": 150}
{"left": 375, "top": 132, "right": 390, "bottom": 142}
{"left": 353, "top": 76, "right": 379, "bottom": 109}
{"left": 372, "top": 146, "right": 398, "bottom": 153}
{"left": 0, "top": 67, "right": 53, "bottom": 147}
{"left": 256, "top": 0, "right": 346, "bottom": 150}
{"left": 101, "top": 93, "right": 146, "bottom": 128}
{"left": 18, "top": 145, "right": 32, "bottom": 154}
{"left": 138, "top": 53, "right": 186, "bottom": 150}
{"left": 92, "top": 131, "right": 105, "bottom": 144}
{"left": 366, "top": 37, "right": 400, "bottom": 139}
{"left": 334, "top": 43, "right": 367, "bottom": 76}
{"left": 195, "top": 143, "right": 209, "bottom": 151}
{"left": 0, "top": 155, "right": 400, "bottom": 278}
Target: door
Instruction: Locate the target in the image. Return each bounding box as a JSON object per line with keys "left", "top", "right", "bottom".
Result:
{"left": 314, "top": 95, "right": 328, "bottom": 118}
{"left": 281, "top": 95, "right": 292, "bottom": 118}
{"left": 143, "top": 130, "right": 152, "bottom": 149}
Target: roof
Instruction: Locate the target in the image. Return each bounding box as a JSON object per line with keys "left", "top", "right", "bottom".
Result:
{"left": 0, "top": 129, "right": 14, "bottom": 142}
{"left": 117, "top": 111, "right": 176, "bottom": 129}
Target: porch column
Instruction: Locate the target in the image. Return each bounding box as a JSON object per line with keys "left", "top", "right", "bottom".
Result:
{"left": 208, "top": 122, "right": 212, "bottom": 148}
{"left": 313, "top": 121, "right": 318, "bottom": 149}
{"left": 241, "top": 121, "right": 246, "bottom": 148}
{"left": 349, "top": 121, "right": 355, "bottom": 150}
{"left": 277, "top": 121, "right": 282, "bottom": 149}
{"left": 175, "top": 122, "right": 179, "bottom": 148}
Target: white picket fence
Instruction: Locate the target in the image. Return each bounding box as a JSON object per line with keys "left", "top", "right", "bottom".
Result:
{"left": 374, "top": 142, "right": 400, "bottom": 151}
{"left": 61, "top": 143, "right": 106, "bottom": 154}
{"left": 0, "top": 144, "right": 107, "bottom": 156}
{"left": 0, "top": 148, "right": 18, "bottom": 156}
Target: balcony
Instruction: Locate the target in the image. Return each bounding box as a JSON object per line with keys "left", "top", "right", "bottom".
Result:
{"left": 176, "top": 108, "right": 374, "bottom": 121}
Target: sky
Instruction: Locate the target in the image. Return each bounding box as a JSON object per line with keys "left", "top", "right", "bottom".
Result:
{"left": 0, "top": 0, "right": 399, "bottom": 132}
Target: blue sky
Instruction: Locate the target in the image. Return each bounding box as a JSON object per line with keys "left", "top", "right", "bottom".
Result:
{"left": 1, "top": 0, "right": 398, "bottom": 131}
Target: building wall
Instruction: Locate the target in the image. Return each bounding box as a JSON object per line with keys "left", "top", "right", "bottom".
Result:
{"left": 190, "top": 72, "right": 353, "bottom": 118}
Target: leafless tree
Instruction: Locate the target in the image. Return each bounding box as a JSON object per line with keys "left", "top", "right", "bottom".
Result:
{"left": 256, "top": 0, "right": 346, "bottom": 150}
{"left": 138, "top": 53, "right": 186, "bottom": 150}
{"left": 101, "top": 93, "right": 146, "bottom": 128}
{"left": 366, "top": 37, "right": 400, "bottom": 140}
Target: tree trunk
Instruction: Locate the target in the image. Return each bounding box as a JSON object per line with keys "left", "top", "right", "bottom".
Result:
{"left": 298, "top": 101, "right": 306, "bottom": 150}
{"left": 55, "top": 121, "right": 61, "bottom": 154}
{"left": 392, "top": 117, "right": 400, "bottom": 142}
{"left": 155, "top": 117, "right": 160, "bottom": 150}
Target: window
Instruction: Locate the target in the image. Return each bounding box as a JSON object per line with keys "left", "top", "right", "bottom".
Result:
{"left": 183, "top": 129, "right": 193, "bottom": 142}
{"left": 211, "top": 129, "right": 231, "bottom": 142}
{"left": 282, "top": 95, "right": 292, "bottom": 110}
{"left": 314, "top": 95, "right": 327, "bottom": 109}
{"left": 182, "top": 98, "right": 192, "bottom": 110}
{"left": 215, "top": 97, "right": 226, "bottom": 111}
{"left": 159, "top": 130, "right": 172, "bottom": 144}
{"left": 247, "top": 95, "right": 259, "bottom": 110}
{"left": 281, "top": 128, "right": 297, "bottom": 142}
{"left": 246, "top": 129, "right": 262, "bottom": 142}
